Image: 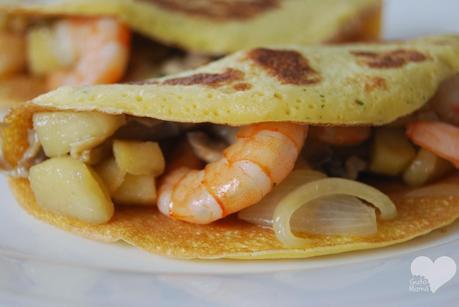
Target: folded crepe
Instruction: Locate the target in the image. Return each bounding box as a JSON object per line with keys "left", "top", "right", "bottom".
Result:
{"left": 2, "top": 35, "right": 459, "bottom": 259}
{"left": 0, "top": 0, "right": 381, "bottom": 109}
{"left": 3, "top": 0, "right": 382, "bottom": 53}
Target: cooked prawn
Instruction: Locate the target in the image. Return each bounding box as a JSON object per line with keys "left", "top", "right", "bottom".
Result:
{"left": 310, "top": 126, "right": 371, "bottom": 146}
{"left": 407, "top": 121, "right": 459, "bottom": 168}
{"left": 158, "top": 123, "right": 308, "bottom": 224}
{"left": 47, "top": 17, "right": 131, "bottom": 89}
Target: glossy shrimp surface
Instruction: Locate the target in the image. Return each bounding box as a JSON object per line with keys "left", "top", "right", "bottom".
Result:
{"left": 407, "top": 121, "right": 459, "bottom": 168}
{"left": 158, "top": 123, "right": 308, "bottom": 224}
{"left": 47, "top": 17, "right": 130, "bottom": 89}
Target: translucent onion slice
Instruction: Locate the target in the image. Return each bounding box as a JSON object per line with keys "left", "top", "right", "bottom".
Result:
{"left": 240, "top": 193, "right": 377, "bottom": 234}
{"left": 238, "top": 169, "right": 326, "bottom": 227}
{"left": 239, "top": 170, "right": 382, "bottom": 237}
{"left": 290, "top": 195, "right": 377, "bottom": 236}
{"left": 273, "top": 178, "right": 397, "bottom": 247}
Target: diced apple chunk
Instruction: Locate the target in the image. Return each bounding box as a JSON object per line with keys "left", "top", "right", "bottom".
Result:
{"left": 75, "top": 141, "right": 112, "bottom": 165}
{"left": 29, "top": 157, "right": 114, "bottom": 224}
{"left": 96, "top": 157, "right": 126, "bottom": 193}
{"left": 369, "top": 128, "right": 416, "bottom": 176}
{"left": 113, "top": 140, "right": 165, "bottom": 176}
{"left": 403, "top": 149, "right": 454, "bottom": 186}
{"left": 112, "top": 174, "right": 157, "bottom": 206}
{"left": 33, "top": 112, "right": 125, "bottom": 158}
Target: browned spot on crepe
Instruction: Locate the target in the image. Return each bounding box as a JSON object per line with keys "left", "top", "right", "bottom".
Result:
{"left": 248, "top": 48, "right": 321, "bottom": 85}
{"left": 364, "top": 76, "right": 388, "bottom": 92}
{"left": 351, "top": 49, "right": 428, "bottom": 68}
{"left": 143, "top": 0, "right": 279, "bottom": 21}
{"left": 162, "top": 68, "right": 244, "bottom": 87}
{"left": 233, "top": 82, "right": 252, "bottom": 91}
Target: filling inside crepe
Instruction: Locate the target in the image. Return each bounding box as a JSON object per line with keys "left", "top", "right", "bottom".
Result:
{"left": 2, "top": 73, "right": 459, "bottom": 247}
{"left": 2, "top": 33, "right": 459, "bottom": 257}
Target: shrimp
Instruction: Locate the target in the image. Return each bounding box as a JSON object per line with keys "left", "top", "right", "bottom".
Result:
{"left": 406, "top": 121, "right": 459, "bottom": 168}
{"left": 47, "top": 17, "right": 131, "bottom": 89}
{"left": 158, "top": 123, "right": 308, "bottom": 224}
{"left": 310, "top": 126, "right": 371, "bottom": 146}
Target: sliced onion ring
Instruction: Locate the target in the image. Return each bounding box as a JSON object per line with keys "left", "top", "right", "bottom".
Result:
{"left": 273, "top": 178, "right": 397, "bottom": 247}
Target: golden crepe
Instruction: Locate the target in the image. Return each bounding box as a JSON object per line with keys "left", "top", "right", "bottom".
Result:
{"left": 28, "top": 35, "right": 459, "bottom": 126}
{"left": 2, "top": 0, "right": 382, "bottom": 54}
{"left": 2, "top": 35, "right": 459, "bottom": 259}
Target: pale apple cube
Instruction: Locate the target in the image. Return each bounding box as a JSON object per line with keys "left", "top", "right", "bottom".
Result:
{"left": 29, "top": 157, "right": 114, "bottom": 224}
{"left": 112, "top": 174, "right": 157, "bottom": 206}
{"left": 33, "top": 111, "right": 125, "bottom": 158}
{"left": 76, "top": 141, "right": 112, "bottom": 165}
{"left": 113, "top": 140, "right": 165, "bottom": 176}
{"left": 96, "top": 157, "right": 126, "bottom": 193}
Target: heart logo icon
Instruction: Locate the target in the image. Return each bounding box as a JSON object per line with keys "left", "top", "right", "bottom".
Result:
{"left": 411, "top": 256, "right": 457, "bottom": 293}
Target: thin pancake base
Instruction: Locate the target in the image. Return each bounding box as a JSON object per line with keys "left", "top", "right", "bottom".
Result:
{"left": 9, "top": 177, "right": 459, "bottom": 259}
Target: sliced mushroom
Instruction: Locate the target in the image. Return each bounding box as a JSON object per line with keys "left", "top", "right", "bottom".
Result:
{"left": 210, "top": 125, "right": 239, "bottom": 145}
{"left": 187, "top": 131, "right": 227, "bottom": 163}
{"left": 345, "top": 156, "right": 368, "bottom": 180}
{"left": 115, "top": 117, "right": 194, "bottom": 141}
{"left": 1, "top": 128, "right": 45, "bottom": 177}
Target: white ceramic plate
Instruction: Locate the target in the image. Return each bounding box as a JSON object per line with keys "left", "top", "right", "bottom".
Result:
{"left": 1, "top": 0, "right": 459, "bottom": 306}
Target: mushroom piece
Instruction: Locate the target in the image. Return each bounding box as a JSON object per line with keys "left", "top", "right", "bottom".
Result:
{"left": 0, "top": 127, "right": 45, "bottom": 177}
{"left": 210, "top": 125, "right": 239, "bottom": 145}
{"left": 187, "top": 131, "right": 227, "bottom": 163}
